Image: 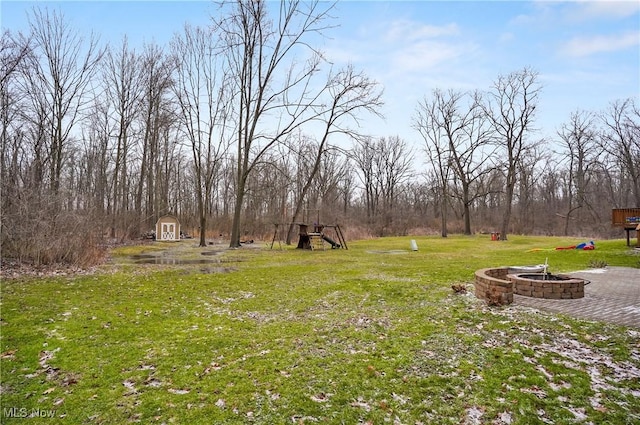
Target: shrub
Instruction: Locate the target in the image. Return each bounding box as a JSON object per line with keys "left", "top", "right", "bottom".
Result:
{"left": 1, "top": 190, "right": 105, "bottom": 267}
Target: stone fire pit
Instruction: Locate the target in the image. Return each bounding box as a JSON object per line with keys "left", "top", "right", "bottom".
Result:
{"left": 474, "top": 267, "right": 586, "bottom": 305}
{"left": 509, "top": 272, "right": 585, "bottom": 300}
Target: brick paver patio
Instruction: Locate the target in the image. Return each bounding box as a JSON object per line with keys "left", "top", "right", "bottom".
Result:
{"left": 514, "top": 267, "right": 640, "bottom": 328}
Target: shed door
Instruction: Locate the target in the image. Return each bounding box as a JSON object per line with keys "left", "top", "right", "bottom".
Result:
{"left": 162, "top": 223, "right": 175, "bottom": 240}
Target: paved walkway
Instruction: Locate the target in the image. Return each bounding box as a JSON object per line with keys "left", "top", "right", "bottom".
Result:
{"left": 514, "top": 267, "right": 640, "bottom": 328}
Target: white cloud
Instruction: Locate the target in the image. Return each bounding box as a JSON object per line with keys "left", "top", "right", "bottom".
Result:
{"left": 384, "top": 20, "right": 460, "bottom": 43}
{"left": 499, "top": 32, "right": 515, "bottom": 43}
{"left": 389, "top": 40, "right": 471, "bottom": 74}
{"left": 560, "top": 30, "right": 640, "bottom": 57}
{"left": 512, "top": 0, "right": 639, "bottom": 27}
{"left": 509, "top": 1, "right": 557, "bottom": 27}
{"left": 383, "top": 20, "right": 468, "bottom": 69}
{"left": 571, "top": 0, "right": 640, "bottom": 21}
{"left": 325, "top": 18, "right": 473, "bottom": 77}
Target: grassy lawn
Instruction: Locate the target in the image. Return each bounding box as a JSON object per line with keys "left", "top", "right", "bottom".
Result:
{"left": 1, "top": 235, "right": 639, "bottom": 424}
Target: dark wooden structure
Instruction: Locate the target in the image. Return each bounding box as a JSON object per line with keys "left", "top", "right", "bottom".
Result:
{"left": 270, "top": 223, "right": 347, "bottom": 250}
{"left": 612, "top": 208, "right": 640, "bottom": 247}
{"left": 295, "top": 224, "right": 347, "bottom": 251}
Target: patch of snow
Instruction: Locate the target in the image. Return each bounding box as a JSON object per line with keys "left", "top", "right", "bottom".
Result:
{"left": 570, "top": 268, "right": 607, "bottom": 274}
{"left": 392, "top": 392, "right": 409, "bottom": 405}
{"left": 498, "top": 411, "right": 512, "bottom": 424}
{"left": 145, "top": 379, "right": 162, "bottom": 388}
{"left": 168, "top": 388, "right": 190, "bottom": 395}
{"left": 350, "top": 397, "right": 372, "bottom": 411}
{"left": 464, "top": 406, "right": 484, "bottom": 425}
{"left": 520, "top": 386, "right": 547, "bottom": 399}
{"left": 536, "top": 365, "right": 554, "bottom": 380}
{"left": 291, "top": 416, "right": 318, "bottom": 423}
{"left": 565, "top": 406, "right": 588, "bottom": 420}
{"left": 122, "top": 380, "right": 137, "bottom": 394}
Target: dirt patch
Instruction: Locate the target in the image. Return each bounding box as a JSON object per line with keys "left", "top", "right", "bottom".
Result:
{"left": 366, "top": 250, "right": 409, "bottom": 255}
{"left": 132, "top": 257, "right": 219, "bottom": 265}
{"left": 0, "top": 259, "right": 100, "bottom": 279}
{"left": 198, "top": 267, "right": 237, "bottom": 274}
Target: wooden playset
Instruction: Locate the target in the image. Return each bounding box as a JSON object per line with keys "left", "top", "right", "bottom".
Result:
{"left": 612, "top": 208, "right": 640, "bottom": 247}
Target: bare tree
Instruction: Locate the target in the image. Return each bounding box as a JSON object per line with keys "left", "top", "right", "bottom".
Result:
{"left": 557, "top": 110, "right": 601, "bottom": 234}
{"left": 337, "top": 159, "right": 356, "bottom": 217}
{"left": 350, "top": 137, "right": 379, "bottom": 225}
{"left": 1, "top": 30, "right": 31, "bottom": 93}
{"left": 413, "top": 89, "right": 459, "bottom": 237}
{"left": 102, "top": 36, "right": 143, "bottom": 238}
{"left": 137, "top": 43, "right": 176, "bottom": 227}
{"left": 81, "top": 97, "right": 111, "bottom": 217}
{"left": 375, "top": 136, "right": 414, "bottom": 235}
{"left": 1, "top": 30, "right": 32, "bottom": 258}
{"left": 283, "top": 133, "right": 317, "bottom": 228}
{"left": 482, "top": 67, "right": 541, "bottom": 240}
{"left": 514, "top": 141, "right": 547, "bottom": 234}
{"left": 452, "top": 92, "right": 498, "bottom": 235}
{"left": 415, "top": 89, "right": 497, "bottom": 236}
{"left": 537, "top": 161, "right": 564, "bottom": 233}
{"left": 1, "top": 30, "right": 31, "bottom": 205}
{"left": 1, "top": 9, "right": 105, "bottom": 265}
{"left": 17, "top": 59, "right": 49, "bottom": 190}
{"left": 314, "top": 148, "right": 351, "bottom": 220}
{"left": 285, "top": 65, "right": 383, "bottom": 244}
{"left": 26, "top": 7, "right": 103, "bottom": 193}
{"left": 171, "top": 24, "right": 231, "bottom": 246}
{"left": 349, "top": 136, "right": 412, "bottom": 236}
{"left": 600, "top": 98, "right": 640, "bottom": 206}
{"left": 212, "top": 0, "right": 336, "bottom": 248}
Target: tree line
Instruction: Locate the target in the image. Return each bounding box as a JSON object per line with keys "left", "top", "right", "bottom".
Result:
{"left": 1, "top": 1, "right": 638, "bottom": 265}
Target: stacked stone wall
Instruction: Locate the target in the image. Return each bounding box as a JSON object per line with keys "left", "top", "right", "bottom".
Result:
{"left": 474, "top": 267, "right": 513, "bottom": 305}
{"left": 474, "top": 269, "right": 585, "bottom": 305}
{"left": 510, "top": 274, "right": 584, "bottom": 299}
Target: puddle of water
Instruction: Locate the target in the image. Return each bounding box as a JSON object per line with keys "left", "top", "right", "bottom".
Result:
{"left": 132, "top": 257, "right": 219, "bottom": 265}
{"left": 129, "top": 250, "right": 229, "bottom": 265}
{"left": 130, "top": 254, "right": 158, "bottom": 260}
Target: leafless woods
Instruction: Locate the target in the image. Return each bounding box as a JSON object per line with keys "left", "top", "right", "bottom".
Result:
{"left": 1, "top": 2, "right": 638, "bottom": 265}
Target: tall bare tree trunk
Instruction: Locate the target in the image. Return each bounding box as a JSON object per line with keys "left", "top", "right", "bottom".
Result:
{"left": 482, "top": 68, "right": 540, "bottom": 241}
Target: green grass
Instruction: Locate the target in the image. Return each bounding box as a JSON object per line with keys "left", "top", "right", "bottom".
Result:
{"left": 1, "top": 235, "right": 639, "bottom": 424}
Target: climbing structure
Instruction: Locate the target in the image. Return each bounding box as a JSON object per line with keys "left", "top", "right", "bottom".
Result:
{"left": 270, "top": 223, "right": 348, "bottom": 250}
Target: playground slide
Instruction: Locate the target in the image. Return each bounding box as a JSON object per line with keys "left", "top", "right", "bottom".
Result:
{"left": 322, "top": 234, "right": 340, "bottom": 248}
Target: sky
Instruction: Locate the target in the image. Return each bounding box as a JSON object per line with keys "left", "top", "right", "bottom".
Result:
{"left": 2, "top": 0, "right": 639, "bottom": 152}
